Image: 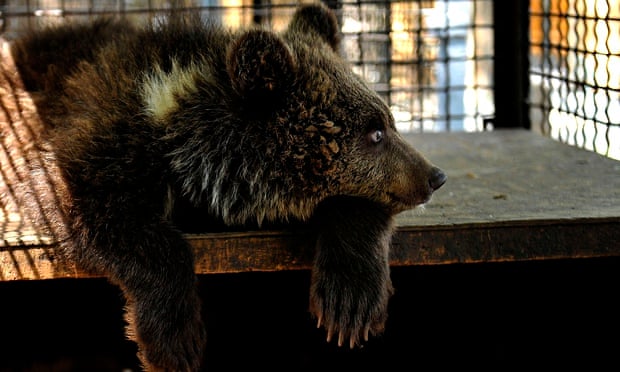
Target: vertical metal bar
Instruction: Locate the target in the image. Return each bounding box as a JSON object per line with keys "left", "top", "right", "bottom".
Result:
{"left": 252, "top": 0, "right": 263, "bottom": 25}
{"left": 385, "top": 1, "right": 392, "bottom": 109}
{"left": 0, "top": 0, "right": 5, "bottom": 33}
{"left": 415, "top": 0, "right": 424, "bottom": 132}
{"left": 472, "top": 0, "right": 481, "bottom": 129}
{"left": 442, "top": 0, "right": 451, "bottom": 131}
{"left": 493, "top": 0, "right": 530, "bottom": 128}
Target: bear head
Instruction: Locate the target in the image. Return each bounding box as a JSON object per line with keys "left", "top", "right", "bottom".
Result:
{"left": 224, "top": 3, "right": 445, "bottom": 221}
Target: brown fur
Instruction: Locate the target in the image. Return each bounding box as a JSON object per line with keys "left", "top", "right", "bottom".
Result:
{"left": 10, "top": 3, "right": 446, "bottom": 371}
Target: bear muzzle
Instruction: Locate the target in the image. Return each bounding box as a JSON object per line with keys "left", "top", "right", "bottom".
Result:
{"left": 385, "top": 162, "right": 447, "bottom": 212}
{"left": 429, "top": 166, "right": 447, "bottom": 191}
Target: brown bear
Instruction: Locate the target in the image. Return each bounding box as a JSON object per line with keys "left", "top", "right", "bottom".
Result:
{"left": 9, "top": 2, "right": 446, "bottom": 371}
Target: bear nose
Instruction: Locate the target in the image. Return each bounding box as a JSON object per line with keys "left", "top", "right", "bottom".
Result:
{"left": 429, "top": 166, "right": 447, "bottom": 191}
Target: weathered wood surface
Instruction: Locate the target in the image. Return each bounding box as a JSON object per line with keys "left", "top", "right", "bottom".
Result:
{"left": 2, "top": 37, "right": 620, "bottom": 280}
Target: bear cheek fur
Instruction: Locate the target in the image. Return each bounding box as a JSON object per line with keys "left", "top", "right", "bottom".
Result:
{"left": 285, "top": 112, "right": 346, "bottom": 196}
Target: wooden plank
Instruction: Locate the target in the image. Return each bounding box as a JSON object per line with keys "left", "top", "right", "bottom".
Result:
{"left": 1, "top": 129, "right": 619, "bottom": 280}
{"left": 400, "top": 130, "right": 620, "bottom": 226}
{"left": 3, "top": 217, "right": 620, "bottom": 280}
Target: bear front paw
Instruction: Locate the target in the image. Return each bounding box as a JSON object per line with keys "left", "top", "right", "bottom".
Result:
{"left": 309, "top": 271, "right": 393, "bottom": 348}
{"left": 137, "top": 320, "right": 206, "bottom": 372}
{"left": 126, "top": 291, "right": 206, "bottom": 372}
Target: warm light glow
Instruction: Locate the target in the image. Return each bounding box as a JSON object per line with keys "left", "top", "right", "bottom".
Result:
{"left": 530, "top": 0, "right": 620, "bottom": 159}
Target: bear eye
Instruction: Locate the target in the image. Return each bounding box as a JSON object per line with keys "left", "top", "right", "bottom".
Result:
{"left": 368, "top": 129, "right": 384, "bottom": 144}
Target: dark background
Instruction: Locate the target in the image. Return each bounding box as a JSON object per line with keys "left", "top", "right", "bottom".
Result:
{"left": 1, "top": 256, "right": 619, "bottom": 372}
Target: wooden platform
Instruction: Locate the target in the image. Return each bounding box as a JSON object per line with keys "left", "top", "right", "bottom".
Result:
{"left": 2, "top": 127, "right": 619, "bottom": 281}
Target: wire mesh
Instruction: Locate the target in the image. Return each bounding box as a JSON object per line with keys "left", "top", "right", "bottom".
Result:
{"left": 529, "top": 0, "right": 620, "bottom": 160}
{"left": 0, "top": 0, "right": 494, "bottom": 133}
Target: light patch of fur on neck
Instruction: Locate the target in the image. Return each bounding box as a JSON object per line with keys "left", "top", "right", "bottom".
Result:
{"left": 141, "top": 59, "right": 201, "bottom": 121}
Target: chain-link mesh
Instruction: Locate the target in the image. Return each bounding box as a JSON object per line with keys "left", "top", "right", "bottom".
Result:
{"left": 0, "top": 0, "right": 494, "bottom": 133}
{"left": 530, "top": 0, "right": 620, "bottom": 160}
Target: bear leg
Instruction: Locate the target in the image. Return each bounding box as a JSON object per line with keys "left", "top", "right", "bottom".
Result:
{"left": 309, "top": 196, "right": 395, "bottom": 348}
{"left": 73, "top": 218, "right": 206, "bottom": 371}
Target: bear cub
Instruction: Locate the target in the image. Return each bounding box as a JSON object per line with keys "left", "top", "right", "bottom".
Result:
{"left": 10, "top": 2, "right": 446, "bottom": 371}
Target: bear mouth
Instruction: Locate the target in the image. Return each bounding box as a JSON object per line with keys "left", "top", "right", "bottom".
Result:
{"left": 386, "top": 191, "right": 432, "bottom": 210}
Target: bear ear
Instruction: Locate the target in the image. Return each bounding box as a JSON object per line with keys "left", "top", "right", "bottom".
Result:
{"left": 226, "top": 29, "right": 296, "bottom": 103}
{"left": 287, "top": 3, "right": 341, "bottom": 51}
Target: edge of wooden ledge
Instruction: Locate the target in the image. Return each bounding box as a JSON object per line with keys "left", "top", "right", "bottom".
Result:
{"left": 1, "top": 217, "right": 619, "bottom": 281}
